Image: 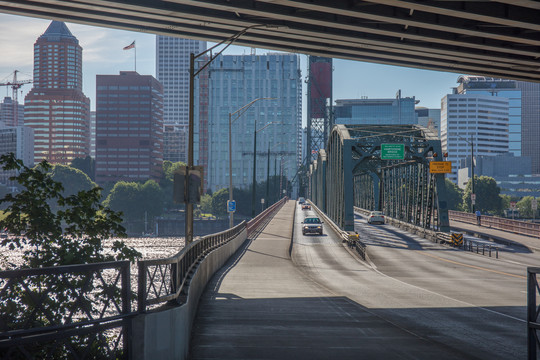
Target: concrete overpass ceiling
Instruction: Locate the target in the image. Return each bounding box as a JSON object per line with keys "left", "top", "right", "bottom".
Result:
{"left": 1, "top": 0, "right": 539, "bottom": 81}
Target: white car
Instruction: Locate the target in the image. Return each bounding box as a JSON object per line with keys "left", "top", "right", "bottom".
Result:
{"left": 367, "top": 211, "right": 385, "bottom": 224}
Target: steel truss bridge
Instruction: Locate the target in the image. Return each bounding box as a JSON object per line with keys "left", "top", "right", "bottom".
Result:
{"left": 308, "top": 124, "right": 449, "bottom": 233}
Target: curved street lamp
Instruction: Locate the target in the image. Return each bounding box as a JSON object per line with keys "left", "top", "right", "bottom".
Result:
{"left": 228, "top": 97, "right": 275, "bottom": 228}
{"left": 186, "top": 24, "right": 277, "bottom": 243}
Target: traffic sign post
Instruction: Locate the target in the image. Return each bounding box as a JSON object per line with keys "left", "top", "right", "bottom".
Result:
{"left": 429, "top": 161, "right": 452, "bottom": 173}
{"left": 227, "top": 200, "right": 236, "bottom": 213}
{"left": 381, "top": 143, "right": 405, "bottom": 160}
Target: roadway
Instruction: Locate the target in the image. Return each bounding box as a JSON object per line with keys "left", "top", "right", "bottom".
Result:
{"left": 189, "top": 201, "right": 533, "bottom": 359}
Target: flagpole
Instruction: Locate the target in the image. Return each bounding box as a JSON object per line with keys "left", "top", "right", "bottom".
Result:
{"left": 135, "top": 41, "right": 137, "bottom": 72}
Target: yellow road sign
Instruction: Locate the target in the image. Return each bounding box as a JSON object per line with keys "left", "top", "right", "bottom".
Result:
{"left": 430, "top": 161, "right": 452, "bottom": 173}
{"left": 451, "top": 233, "right": 463, "bottom": 246}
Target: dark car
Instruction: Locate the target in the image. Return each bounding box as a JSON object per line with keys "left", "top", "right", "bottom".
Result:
{"left": 302, "top": 216, "right": 323, "bottom": 235}
{"left": 298, "top": 197, "right": 306, "bottom": 204}
{"left": 302, "top": 204, "right": 311, "bottom": 210}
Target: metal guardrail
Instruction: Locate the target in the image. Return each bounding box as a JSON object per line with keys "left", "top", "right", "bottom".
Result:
{"left": 137, "top": 197, "right": 287, "bottom": 312}
{"left": 0, "top": 198, "right": 288, "bottom": 358}
{"left": 0, "top": 261, "right": 132, "bottom": 359}
{"left": 437, "top": 232, "right": 499, "bottom": 258}
{"left": 354, "top": 207, "right": 501, "bottom": 258}
{"left": 528, "top": 267, "right": 540, "bottom": 360}
{"left": 449, "top": 210, "right": 540, "bottom": 238}
{"left": 310, "top": 201, "right": 366, "bottom": 260}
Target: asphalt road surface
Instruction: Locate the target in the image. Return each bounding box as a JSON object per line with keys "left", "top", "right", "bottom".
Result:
{"left": 293, "top": 206, "right": 530, "bottom": 359}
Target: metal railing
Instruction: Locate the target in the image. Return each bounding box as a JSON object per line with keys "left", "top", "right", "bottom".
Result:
{"left": 437, "top": 232, "right": 499, "bottom": 258}
{"left": 0, "top": 261, "right": 132, "bottom": 359}
{"left": 311, "top": 201, "right": 367, "bottom": 260}
{"left": 449, "top": 210, "right": 540, "bottom": 238}
{"left": 528, "top": 267, "right": 540, "bottom": 360}
{"left": 138, "top": 197, "right": 287, "bottom": 312}
{"left": 0, "top": 198, "right": 288, "bottom": 358}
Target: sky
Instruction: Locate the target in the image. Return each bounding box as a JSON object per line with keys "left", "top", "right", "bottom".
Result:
{"left": 0, "top": 13, "right": 463, "bottom": 124}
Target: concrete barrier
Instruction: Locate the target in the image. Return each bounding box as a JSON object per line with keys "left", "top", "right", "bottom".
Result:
{"left": 131, "top": 228, "right": 248, "bottom": 360}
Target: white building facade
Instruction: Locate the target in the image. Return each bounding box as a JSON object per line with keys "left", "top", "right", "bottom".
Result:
{"left": 441, "top": 93, "right": 509, "bottom": 183}
{"left": 156, "top": 36, "right": 206, "bottom": 163}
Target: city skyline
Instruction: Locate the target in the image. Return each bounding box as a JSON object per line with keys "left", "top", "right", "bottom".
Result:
{"left": 0, "top": 13, "right": 464, "bottom": 126}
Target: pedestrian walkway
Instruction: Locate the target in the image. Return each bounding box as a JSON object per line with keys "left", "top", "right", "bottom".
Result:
{"left": 188, "top": 202, "right": 473, "bottom": 359}
{"left": 450, "top": 219, "right": 540, "bottom": 251}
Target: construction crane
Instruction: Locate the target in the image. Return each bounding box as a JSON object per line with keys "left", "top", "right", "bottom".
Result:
{"left": 0, "top": 70, "right": 33, "bottom": 126}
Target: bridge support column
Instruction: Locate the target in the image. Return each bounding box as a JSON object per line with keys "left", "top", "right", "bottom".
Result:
{"left": 343, "top": 140, "right": 354, "bottom": 231}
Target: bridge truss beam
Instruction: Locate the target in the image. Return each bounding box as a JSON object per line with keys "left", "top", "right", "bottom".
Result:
{"left": 310, "top": 124, "right": 450, "bottom": 233}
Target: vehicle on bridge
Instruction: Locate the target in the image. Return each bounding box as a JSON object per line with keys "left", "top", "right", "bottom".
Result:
{"left": 302, "top": 216, "right": 323, "bottom": 235}
{"left": 302, "top": 203, "right": 311, "bottom": 210}
{"left": 298, "top": 197, "right": 305, "bottom": 204}
{"left": 367, "top": 211, "right": 385, "bottom": 225}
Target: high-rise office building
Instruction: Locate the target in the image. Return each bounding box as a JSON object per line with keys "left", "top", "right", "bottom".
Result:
{"left": 23, "top": 21, "right": 90, "bottom": 165}
{"left": 95, "top": 71, "right": 163, "bottom": 184}
{"left": 516, "top": 81, "right": 540, "bottom": 175}
{"left": 156, "top": 36, "right": 206, "bottom": 163}
{"left": 195, "top": 53, "right": 302, "bottom": 192}
{"left": 334, "top": 90, "right": 418, "bottom": 125}
{"left": 441, "top": 92, "right": 509, "bottom": 183}
{"left": 0, "top": 97, "right": 24, "bottom": 127}
{"left": 456, "top": 76, "right": 521, "bottom": 157}
{"left": 0, "top": 125, "right": 34, "bottom": 186}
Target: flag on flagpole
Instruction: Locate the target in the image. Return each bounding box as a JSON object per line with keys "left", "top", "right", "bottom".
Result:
{"left": 123, "top": 41, "right": 135, "bottom": 50}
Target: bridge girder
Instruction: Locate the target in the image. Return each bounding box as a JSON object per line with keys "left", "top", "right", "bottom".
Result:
{"left": 310, "top": 124, "right": 449, "bottom": 232}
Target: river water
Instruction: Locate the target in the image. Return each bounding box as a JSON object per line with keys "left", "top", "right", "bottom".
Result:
{"left": 1, "top": 236, "right": 186, "bottom": 269}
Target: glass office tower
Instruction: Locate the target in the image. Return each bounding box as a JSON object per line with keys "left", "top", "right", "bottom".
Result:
{"left": 195, "top": 53, "right": 302, "bottom": 192}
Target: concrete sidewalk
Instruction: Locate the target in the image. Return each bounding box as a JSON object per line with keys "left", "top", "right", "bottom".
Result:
{"left": 450, "top": 219, "right": 540, "bottom": 251}
{"left": 188, "top": 202, "right": 473, "bottom": 359}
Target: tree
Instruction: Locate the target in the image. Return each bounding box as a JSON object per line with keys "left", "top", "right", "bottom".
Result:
{"left": 444, "top": 178, "right": 463, "bottom": 211}
{"left": 70, "top": 155, "right": 95, "bottom": 181}
{"left": 0, "top": 153, "right": 139, "bottom": 268}
{"left": 103, "top": 180, "right": 165, "bottom": 233}
{"left": 199, "top": 193, "right": 212, "bottom": 214}
{"left": 50, "top": 163, "right": 97, "bottom": 197}
{"left": 0, "top": 153, "right": 140, "bottom": 357}
{"left": 516, "top": 196, "right": 539, "bottom": 218}
{"left": 211, "top": 188, "right": 229, "bottom": 217}
{"left": 462, "top": 175, "right": 502, "bottom": 214}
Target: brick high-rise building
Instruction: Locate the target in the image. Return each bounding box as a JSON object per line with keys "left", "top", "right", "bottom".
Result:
{"left": 95, "top": 71, "right": 163, "bottom": 184}
{"left": 23, "top": 21, "right": 90, "bottom": 165}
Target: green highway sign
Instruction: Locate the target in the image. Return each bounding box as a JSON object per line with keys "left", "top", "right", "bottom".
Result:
{"left": 381, "top": 143, "right": 405, "bottom": 160}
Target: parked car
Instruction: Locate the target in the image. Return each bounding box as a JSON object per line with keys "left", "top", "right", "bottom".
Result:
{"left": 302, "top": 216, "right": 323, "bottom": 235}
{"left": 302, "top": 204, "right": 311, "bottom": 210}
{"left": 367, "top": 211, "right": 385, "bottom": 224}
{"left": 298, "top": 197, "right": 306, "bottom": 204}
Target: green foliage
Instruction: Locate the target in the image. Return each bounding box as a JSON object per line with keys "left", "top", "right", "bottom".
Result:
{"left": 516, "top": 196, "right": 539, "bottom": 218}
{"left": 462, "top": 175, "right": 502, "bottom": 214}
{"left": 211, "top": 188, "right": 229, "bottom": 217}
{"left": 50, "top": 163, "right": 97, "bottom": 196}
{"left": 103, "top": 180, "right": 165, "bottom": 232}
{"left": 0, "top": 153, "right": 140, "bottom": 357}
{"left": 0, "top": 153, "right": 140, "bottom": 268}
{"left": 444, "top": 178, "right": 463, "bottom": 211}
{"left": 199, "top": 193, "right": 212, "bottom": 214}
{"left": 70, "top": 155, "right": 95, "bottom": 181}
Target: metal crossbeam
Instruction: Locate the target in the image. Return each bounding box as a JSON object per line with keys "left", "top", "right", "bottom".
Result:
{"left": 309, "top": 124, "right": 449, "bottom": 233}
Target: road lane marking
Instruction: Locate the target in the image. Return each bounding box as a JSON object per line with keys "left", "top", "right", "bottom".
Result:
{"left": 420, "top": 251, "right": 526, "bottom": 279}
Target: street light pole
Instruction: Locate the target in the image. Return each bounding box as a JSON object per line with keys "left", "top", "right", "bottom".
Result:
{"left": 251, "top": 121, "right": 281, "bottom": 217}
{"left": 228, "top": 97, "right": 275, "bottom": 228}
{"left": 186, "top": 24, "right": 273, "bottom": 243}
{"left": 252, "top": 119, "right": 258, "bottom": 217}
{"left": 471, "top": 134, "right": 475, "bottom": 213}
